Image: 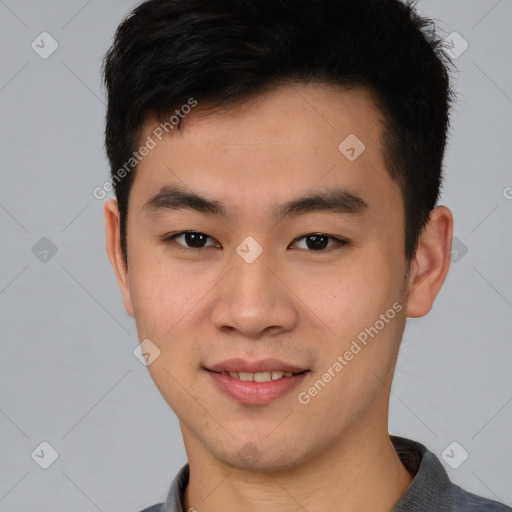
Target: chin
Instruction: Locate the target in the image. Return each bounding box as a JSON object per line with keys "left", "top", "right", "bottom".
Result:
{"left": 209, "top": 437, "right": 313, "bottom": 473}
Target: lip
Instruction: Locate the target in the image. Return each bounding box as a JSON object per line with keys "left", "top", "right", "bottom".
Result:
{"left": 206, "top": 369, "right": 309, "bottom": 405}
{"left": 206, "top": 358, "right": 308, "bottom": 374}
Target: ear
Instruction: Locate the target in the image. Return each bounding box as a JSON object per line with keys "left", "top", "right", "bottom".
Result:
{"left": 405, "top": 206, "right": 453, "bottom": 318}
{"left": 104, "top": 199, "right": 135, "bottom": 317}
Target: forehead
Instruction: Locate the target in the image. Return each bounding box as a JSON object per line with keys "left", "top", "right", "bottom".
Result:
{"left": 132, "top": 84, "right": 401, "bottom": 217}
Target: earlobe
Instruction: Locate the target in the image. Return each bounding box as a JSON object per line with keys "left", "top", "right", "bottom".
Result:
{"left": 104, "top": 199, "right": 135, "bottom": 317}
{"left": 405, "top": 206, "right": 453, "bottom": 318}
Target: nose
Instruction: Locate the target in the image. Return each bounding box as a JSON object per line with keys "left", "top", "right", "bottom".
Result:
{"left": 210, "top": 245, "right": 299, "bottom": 339}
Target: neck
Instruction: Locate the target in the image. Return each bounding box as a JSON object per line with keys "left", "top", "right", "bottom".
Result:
{"left": 181, "top": 421, "right": 413, "bottom": 512}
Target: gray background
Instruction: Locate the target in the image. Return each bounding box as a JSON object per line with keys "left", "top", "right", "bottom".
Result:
{"left": 0, "top": 1, "right": 511, "bottom": 510}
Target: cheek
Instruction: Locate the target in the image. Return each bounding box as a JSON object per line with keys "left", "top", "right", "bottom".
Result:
{"left": 127, "top": 245, "right": 198, "bottom": 330}
{"left": 296, "top": 253, "right": 406, "bottom": 404}
{"left": 129, "top": 265, "right": 169, "bottom": 335}
{"left": 294, "top": 256, "right": 396, "bottom": 340}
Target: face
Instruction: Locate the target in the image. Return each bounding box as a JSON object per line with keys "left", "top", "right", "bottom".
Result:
{"left": 107, "top": 84, "right": 419, "bottom": 470}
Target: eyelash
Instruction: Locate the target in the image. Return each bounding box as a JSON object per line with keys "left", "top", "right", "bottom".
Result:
{"left": 161, "top": 231, "right": 348, "bottom": 252}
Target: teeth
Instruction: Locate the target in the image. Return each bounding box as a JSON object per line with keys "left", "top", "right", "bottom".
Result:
{"left": 223, "top": 370, "right": 298, "bottom": 382}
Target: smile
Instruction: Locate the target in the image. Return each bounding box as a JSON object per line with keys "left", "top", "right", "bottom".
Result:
{"left": 219, "top": 370, "right": 301, "bottom": 382}
{"left": 206, "top": 369, "right": 310, "bottom": 405}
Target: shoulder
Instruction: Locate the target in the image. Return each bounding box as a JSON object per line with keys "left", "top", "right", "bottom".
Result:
{"left": 456, "top": 487, "right": 512, "bottom": 511}
{"left": 390, "top": 436, "right": 511, "bottom": 512}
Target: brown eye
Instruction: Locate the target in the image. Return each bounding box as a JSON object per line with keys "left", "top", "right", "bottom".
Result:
{"left": 165, "top": 231, "right": 220, "bottom": 249}
{"left": 305, "top": 234, "right": 329, "bottom": 250}
{"left": 291, "top": 233, "right": 347, "bottom": 251}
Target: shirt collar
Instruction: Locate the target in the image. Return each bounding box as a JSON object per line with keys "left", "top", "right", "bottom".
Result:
{"left": 390, "top": 435, "right": 455, "bottom": 511}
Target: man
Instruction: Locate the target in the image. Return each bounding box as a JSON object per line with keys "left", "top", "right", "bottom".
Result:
{"left": 101, "top": 0, "right": 511, "bottom": 510}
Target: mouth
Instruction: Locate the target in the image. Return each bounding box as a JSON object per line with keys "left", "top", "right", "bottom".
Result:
{"left": 204, "top": 359, "right": 311, "bottom": 405}
{"left": 205, "top": 357, "right": 309, "bottom": 375}
{"left": 208, "top": 369, "right": 309, "bottom": 382}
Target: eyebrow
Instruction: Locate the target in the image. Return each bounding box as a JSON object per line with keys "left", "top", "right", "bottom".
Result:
{"left": 142, "top": 184, "right": 368, "bottom": 220}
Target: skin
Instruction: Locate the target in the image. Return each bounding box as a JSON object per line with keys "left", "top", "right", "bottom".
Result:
{"left": 104, "top": 84, "right": 453, "bottom": 512}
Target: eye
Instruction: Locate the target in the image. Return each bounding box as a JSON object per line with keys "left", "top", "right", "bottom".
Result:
{"left": 290, "top": 233, "right": 347, "bottom": 251}
{"left": 163, "top": 231, "right": 220, "bottom": 249}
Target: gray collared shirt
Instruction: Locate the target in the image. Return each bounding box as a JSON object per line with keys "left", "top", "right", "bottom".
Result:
{"left": 140, "top": 436, "right": 511, "bottom": 512}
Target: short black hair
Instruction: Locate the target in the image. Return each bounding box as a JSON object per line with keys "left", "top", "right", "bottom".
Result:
{"left": 102, "top": 0, "right": 454, "bottom": 262}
